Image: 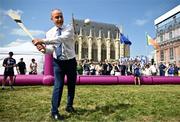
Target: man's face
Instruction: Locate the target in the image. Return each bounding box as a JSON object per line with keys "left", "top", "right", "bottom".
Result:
{"left": 51, "top": 10, "right": 64, "bottom": 27}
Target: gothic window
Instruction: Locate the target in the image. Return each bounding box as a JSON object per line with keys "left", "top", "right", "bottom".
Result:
{"left": 110, "top": 43, "right": 115, "bottom": 59}
{"left": 82, "top": 42, "right": 88, "bottom": 59}
{"left": 75, "top": 41, "right": 78, "bottom": 55}
{"left": 92, "top": 43, "right": 98, "bottom": 62}
{"left": 101, "top": 44, "right": 106, "bottom": 61}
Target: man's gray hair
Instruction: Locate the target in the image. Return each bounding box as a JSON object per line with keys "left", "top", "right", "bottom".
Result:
{"left": 51, "top": 8, "right": 62, "bottom": 14}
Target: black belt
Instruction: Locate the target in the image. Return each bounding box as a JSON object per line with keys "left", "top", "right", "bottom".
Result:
{"left": 54, "top": 57, "right": 76, "bottom": 62}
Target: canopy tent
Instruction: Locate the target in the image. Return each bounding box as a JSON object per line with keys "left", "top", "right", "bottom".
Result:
{"left": 0, "top": 42, "right": 44, "bottom": 74}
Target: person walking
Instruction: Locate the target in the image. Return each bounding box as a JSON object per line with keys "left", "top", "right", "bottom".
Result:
{"left": 32, "top": 9, "right": 77, "bottom": 120}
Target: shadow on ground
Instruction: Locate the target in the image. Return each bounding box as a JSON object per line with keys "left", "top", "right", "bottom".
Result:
{"left": 64, "top": 103, "right": 132, "bottom": 121}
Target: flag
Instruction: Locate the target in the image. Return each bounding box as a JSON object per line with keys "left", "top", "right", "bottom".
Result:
{"left": 120, "top": 33, "right": 132, "bottom": 45}
{"left": 146, "top": 34, "right": 159, "bottom": 49}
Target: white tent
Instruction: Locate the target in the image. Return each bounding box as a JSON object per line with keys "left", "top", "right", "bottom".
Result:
{"left": 0, "top": 42, "right": 44, "bottom": 75}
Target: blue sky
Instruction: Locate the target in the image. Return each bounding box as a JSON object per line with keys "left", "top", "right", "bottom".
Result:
{"left": 0, "top": 0, "right": 179, "bottom": 57}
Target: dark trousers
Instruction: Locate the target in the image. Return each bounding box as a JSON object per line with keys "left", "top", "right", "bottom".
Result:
{"left": 160, "top": 70, "right": 165, "bottom": 76}
{"left": 51, "top": 58, "right": 77, "bottom": 114}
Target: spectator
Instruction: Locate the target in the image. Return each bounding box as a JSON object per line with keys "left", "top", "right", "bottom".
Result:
{"left": 134, "top": 63, "right": 141, "bottom": 85}
{"left": 102, "top": 59, "right": 112, "bottom": 75}
{"left": 173, "top": 64, "right": 179, "bottom": 76}
{"left": 114, "top": 62, "right": 121, "bottom": 76}
{"left": 126, "top": 61, "right": 133, "bottom": 75}
{"left": 89, "top": 63, "right": 96, "bottom": 75}
{"left": 120, "top": 62, "right": 126, "bottom": 76}
{"left": 29, "top": 58, "right": 37, "bottom": 74}
{"left": 95, "top": 62, "right": 103, "bottom": 75}
{"left": 110, "top": 63, "right": 115, "bottom": 75}
{"left": 149, "top": 63, "right": 158, "bottom": 76}
{"left": 83, "top": 59, "right": 90, "bottom": 75}
{"left": 2, "top": 52, "right": 16, "bottom": 90}
{"left": 17, "top": 58, "right": 26, "bottom": 74}
{"left": 167, "top": 64, "right": 174, "bottom": 76}
{"left": 159, "top": 62, "right": 166, "bottom": 76}
{"left": 76, "top": 61, "right": 83, "bottom": 75}
{"left": 143, "top": 64, "right": 151, "bottom": 76}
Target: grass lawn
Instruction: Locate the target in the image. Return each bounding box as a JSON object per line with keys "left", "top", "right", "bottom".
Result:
{"left": 0, "top": 85, "right": 180, "bottom": 122}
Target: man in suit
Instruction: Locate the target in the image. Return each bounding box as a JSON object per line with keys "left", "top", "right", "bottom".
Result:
{"left": 32, "top": 9, "right": 77, "bottom": 120}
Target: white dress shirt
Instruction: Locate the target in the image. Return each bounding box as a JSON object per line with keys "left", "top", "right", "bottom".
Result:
{"left": 43, "top": 24, "right": 76, "bottom": 60}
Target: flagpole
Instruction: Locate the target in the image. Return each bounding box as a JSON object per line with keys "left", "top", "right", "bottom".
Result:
{"left": 146, "top": 44, "right": 148, "bottom": 57}
{"left": 145, "top": 32, "right": 148, "bottom": 59}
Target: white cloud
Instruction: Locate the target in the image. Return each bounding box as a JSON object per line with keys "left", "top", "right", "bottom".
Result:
{"left": 6, "top": 39, "right": 29, "bottom": 47}
{"left": 135, "top": 19, "right": 148, "bottom": 26}
{"left": 11, "top": 28, "right": 45, "bottom": 37}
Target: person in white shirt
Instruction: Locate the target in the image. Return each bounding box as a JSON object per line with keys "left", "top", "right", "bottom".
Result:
{"left": 95, "top": 62, "right": 103, "bottom": 75}
{"left": 29, "top": 58, "right": 37, "bottom": 74}
{"left": 32, "top": 9, "right": 77, "bottom": 120}
{"left": 142, "top": 64, "right": 151, "bottom": 76}
{"left": 149, "top": 63, "right": 158, "bottom": 76}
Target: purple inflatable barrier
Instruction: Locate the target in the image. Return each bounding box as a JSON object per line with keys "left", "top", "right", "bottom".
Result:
{"left": 117, "top": 75, "right": 135, "bottom": 84}
{"left": 43, "top": 75, "right": 54, "bottom": 86}
{"left": 152, "top": 76, "right": 180, "bottom": 84}
{"left": 79, "top": 75, "right": 119, "bottom": 85}
{"left": 0, "top": 75, "right": 79, "bottom": 86}
{"left": 44, "top": 54, "right": 53, "bottom": 76}
{"left": 140, "top": 76, "right": 153, "bottom": 85}
{"left": 15, "top": 75, "right": 44, "bottom": 86}
{"left": 0, "top": 75, "right": 43, "bottom": 86}
{"left": 1, "top": 53, "right": 180, "bottom": 86}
